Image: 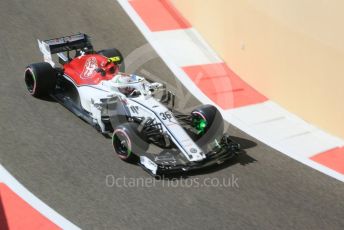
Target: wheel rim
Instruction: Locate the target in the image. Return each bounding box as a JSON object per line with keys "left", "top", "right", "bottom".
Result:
{"left": 24, "top": 68, "right": 36, "bottom": 95}
{"left": 112, "top": 130, "right": 132, "bottom": 159}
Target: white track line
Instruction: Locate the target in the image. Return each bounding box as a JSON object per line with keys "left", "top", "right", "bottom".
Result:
{"left": 118, "top": 0, "right": 344, "bottom": 182}
{"left": 0, "top": 165, "right": 80, "bottom": 229}
{"left": 224, "top": 101, "right": 344, "bottom": 157}
{"left": 152, "top": 28, "right": 222, "bottom": 66}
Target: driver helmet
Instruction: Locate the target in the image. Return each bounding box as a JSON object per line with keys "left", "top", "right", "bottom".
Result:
{"left": 115, "top": 73, "right": 138, "bottom": 95}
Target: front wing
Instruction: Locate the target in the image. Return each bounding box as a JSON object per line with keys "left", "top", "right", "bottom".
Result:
{"left": 139, "top": 135, "right": 240, "bottom": 176}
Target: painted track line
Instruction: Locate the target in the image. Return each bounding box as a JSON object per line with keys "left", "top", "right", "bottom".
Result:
{"left": 0, "top": 165, "right": 80, "bottom": 229}
{"left": 118, "top": 0, "right": 344, "bottom": 182}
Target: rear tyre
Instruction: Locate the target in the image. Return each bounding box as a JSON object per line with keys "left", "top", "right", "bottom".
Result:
{"left": 191, "top": 104, "right": 224, "bottom": 148}
{"left": 112, "top": 122, "right": 149, "bottom": 162}
{"left": 24, "top": 62, "right": 57, "bottom": 98}
{"left": 98, "top": 48, "right": 125, "bottom": 72}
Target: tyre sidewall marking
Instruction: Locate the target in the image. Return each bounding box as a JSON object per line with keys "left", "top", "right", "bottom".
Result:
{"left": 113, "top": 128, "right": 132, "bottom": 159}
{"left": 25, "top": 67, "right": 36, "bottom": 95}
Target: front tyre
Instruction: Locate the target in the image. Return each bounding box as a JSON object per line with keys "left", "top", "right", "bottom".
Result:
{"left": 24, "top": 62, "right": 57, "bottom": 98}
{"left": 191, "top": 104, "right": 224, "bottom": 148}
{"left": 112, "top": 123, "right": 149, "bottom": 162}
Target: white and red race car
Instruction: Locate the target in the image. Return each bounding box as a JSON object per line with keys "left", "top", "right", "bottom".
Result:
{"left": 24, "top": 33, "right": 240, "bottom": 175}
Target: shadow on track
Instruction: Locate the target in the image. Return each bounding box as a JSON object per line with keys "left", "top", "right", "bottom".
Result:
{"left": 229, "top": 135, "right": 257, "bottom": 150}
{"left": 33, "top": 95, "right": 57, "bottom": 103}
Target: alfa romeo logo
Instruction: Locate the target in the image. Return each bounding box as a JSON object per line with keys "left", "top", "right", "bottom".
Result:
{"left": 81, "top": 57, "right": 98, "bottom": 79}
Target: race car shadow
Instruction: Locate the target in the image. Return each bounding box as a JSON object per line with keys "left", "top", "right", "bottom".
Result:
{"left": 35, "top": 95, "right": 57, "bottom": 102}
{"left": 228, "top": 135, "right": 257, "bottom": 150}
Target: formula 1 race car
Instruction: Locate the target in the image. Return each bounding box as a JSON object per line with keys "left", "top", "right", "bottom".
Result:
{"left": 24, "top": 33, "right": 240, "bottom": 176}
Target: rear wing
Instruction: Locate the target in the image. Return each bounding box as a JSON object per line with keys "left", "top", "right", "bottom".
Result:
{"left": 38, "top": 33, "right": 93, "bottom": 66}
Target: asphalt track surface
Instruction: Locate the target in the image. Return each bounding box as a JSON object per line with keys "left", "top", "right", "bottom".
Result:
{"left": 0, "top": 0, "right": 343, "bottom": 229}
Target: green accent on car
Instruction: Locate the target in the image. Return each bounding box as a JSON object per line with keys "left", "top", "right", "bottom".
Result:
{"left": 193, "top": 117, "right": 207, "bottom": 135}
{"left": 199, "top": 119, "right": 207, "bottom": 129}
